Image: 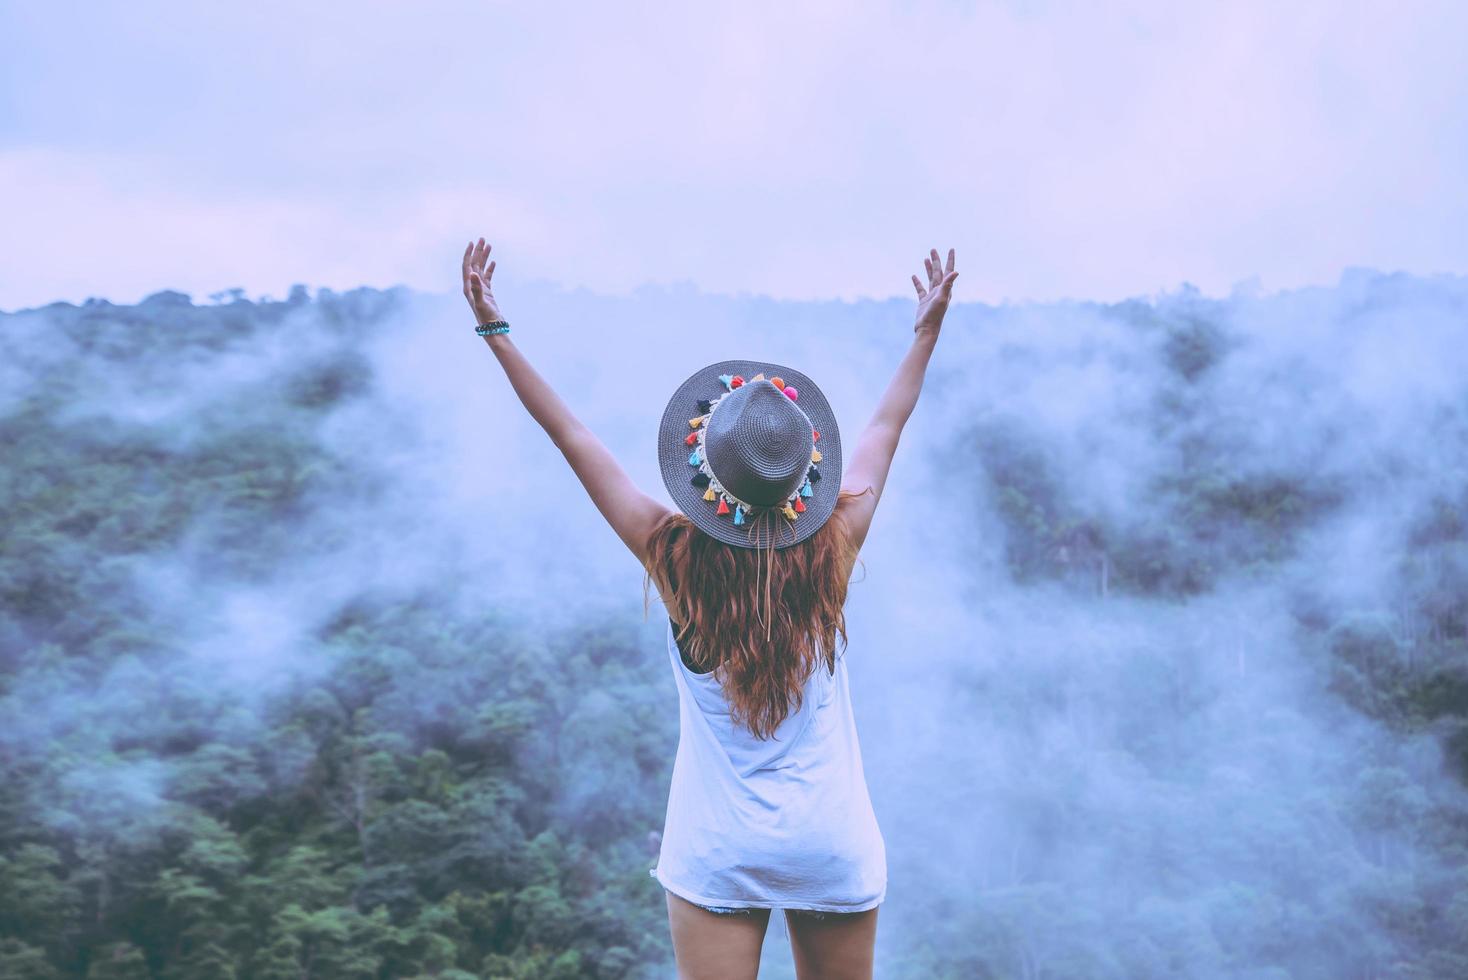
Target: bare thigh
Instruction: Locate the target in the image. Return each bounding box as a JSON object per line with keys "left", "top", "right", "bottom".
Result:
{"left": 784, "top": 905, "right": 880, "bottom": 980}
{"left": 665, "top": 890, "right": 772, "bottom": 980}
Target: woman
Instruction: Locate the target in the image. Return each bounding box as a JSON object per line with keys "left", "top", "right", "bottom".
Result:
{"left": 461, "top": 238, "right": 959, "bottom": 980}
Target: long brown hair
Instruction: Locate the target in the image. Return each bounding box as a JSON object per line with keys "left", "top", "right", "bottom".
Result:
{"left": 642, "top": 488, "right": 871, "bottom": 740}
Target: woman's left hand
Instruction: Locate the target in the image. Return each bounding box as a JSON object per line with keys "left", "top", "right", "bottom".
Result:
{"left": 462, "top": 237, "right": 505, "bottom": 325}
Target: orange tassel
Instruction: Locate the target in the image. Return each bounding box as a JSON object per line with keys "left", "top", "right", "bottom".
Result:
{"left": 716, "top": 497, "right": 731, "bottom": 516}
{"left": 770, "top": 377, "right": 785, "bottom": 389}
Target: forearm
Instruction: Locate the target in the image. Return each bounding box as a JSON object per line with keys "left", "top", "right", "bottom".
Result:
{"left": 481, "top": 332, "right": 585, "bottom": 447}
{"left": 868, "top": 328, "right": 939, "bottom": 431}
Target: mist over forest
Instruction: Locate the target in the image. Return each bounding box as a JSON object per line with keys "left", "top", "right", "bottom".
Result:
{"left": 3, "top": 269, "right": 1468, "bottom": 978}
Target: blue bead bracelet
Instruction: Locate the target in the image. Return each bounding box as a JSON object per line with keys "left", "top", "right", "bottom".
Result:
{"left": 475, "top": 320, "right": 510, "bottom": 336}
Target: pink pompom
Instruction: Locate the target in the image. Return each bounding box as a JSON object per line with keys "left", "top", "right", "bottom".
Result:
{"left": 784, "top": 386, "right": 799, "bottom": 401}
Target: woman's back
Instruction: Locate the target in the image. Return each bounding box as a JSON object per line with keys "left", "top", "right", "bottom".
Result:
{"left": 649, "top": 615, "right": 887, "bottom": 913}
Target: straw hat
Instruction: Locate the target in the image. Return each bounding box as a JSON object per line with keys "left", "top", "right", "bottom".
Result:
{"left": 657, "top": 360, "right": 842, "bottom": 550}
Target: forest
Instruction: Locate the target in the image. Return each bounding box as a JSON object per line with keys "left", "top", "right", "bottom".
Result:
{"left": 2, "top": 276, "right": 1467, "bottom": 978}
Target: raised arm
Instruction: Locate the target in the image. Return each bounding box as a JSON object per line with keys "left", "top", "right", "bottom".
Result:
{"left": 461, "top": 237, "right": 673, "bottom": 565}
{"left": 840, "top": 247, "right": 959, "bottom": 553}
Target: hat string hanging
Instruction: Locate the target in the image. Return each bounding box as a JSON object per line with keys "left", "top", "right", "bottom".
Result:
{"left": 746, "top": 507, "right": 781, "bottom": 640}
{"left": 766, "top": 511, "right": 786, "bottom": 636}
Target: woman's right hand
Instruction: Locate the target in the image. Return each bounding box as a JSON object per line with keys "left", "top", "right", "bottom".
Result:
{"left": 463, "top": 237, "right": 506, "bottom": 327}
{"left": 912, "top": 247, "right": 959, "bottom": 336}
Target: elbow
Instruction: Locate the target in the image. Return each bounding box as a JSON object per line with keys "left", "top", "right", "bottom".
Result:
{"left": 863, "top": 417, "right": 905, "bottom": 448}
{"left": 549, "top": 420, "right": 591, "bottom": 453}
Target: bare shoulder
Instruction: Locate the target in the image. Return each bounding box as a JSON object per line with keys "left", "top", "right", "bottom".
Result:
{"left": 832, "top": 483, "right": 879, "bottom": 557}
{"left": 819, "top": 494, "right": 862, "bottom": 582}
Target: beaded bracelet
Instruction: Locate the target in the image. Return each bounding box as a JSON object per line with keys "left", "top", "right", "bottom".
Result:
{"left": 475, "top": 320, "right": 511, "bottom": 336}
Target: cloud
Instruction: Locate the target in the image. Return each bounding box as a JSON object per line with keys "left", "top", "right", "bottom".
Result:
{"left": 3, "top": 1, "right": 1466, "bottom": 312}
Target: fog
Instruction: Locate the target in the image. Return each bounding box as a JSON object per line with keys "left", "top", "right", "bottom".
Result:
{"left": 3, "top": 268, "right": 1467, "bottom": 976}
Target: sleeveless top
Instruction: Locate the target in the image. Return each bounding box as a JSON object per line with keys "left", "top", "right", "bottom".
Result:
{"left": 648, "top": 616, "right": 887, "bottom": 912}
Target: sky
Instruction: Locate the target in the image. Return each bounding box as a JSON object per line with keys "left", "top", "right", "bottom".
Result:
{"left": 2, "top": 0, "right": 1466, "bottom": 312}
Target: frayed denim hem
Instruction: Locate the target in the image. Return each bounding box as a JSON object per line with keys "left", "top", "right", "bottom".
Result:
{"left": 698, "top": 903, "right": 757, "bottom": 916}
{"left": 650, "top": 867, "right": 852, "bottom": 918}
{"left": 692, "top": 902, "right": 832, "bottom": 919}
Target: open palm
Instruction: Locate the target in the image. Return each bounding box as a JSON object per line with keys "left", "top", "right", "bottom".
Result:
{"left": 462, "top": 237, "right": 504, "bottom": 324}
{"left": 912, "top": 247, "right": 958, "bottom": 333}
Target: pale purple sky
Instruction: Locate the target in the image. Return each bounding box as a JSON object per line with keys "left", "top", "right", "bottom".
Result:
{"left": 2, "top": 0, "right": 1465, "bottom": 311}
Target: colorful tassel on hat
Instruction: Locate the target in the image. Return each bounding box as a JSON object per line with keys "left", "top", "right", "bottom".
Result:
{"left": 782, "top": 503, "right": 798, "bottom": 520}
{"left": 811, "top": 448, "right": 823, "bottom": 463}
{"left": 800, "top": 480, "right": 813, "bottom": 498}
{"left": 751, "top": 372, "right": 766, "bottom": 382}
{"left": 719, "top": 374, "right": 734, "bottom": 389}
{"left": 813, "top": 429, "right": 820, "bottom": 441}
{"left": 689, "top": 415, "right": 705, "bottom": 429}
{"left": 730, "top": 375, "right": 745, "bottom": 389}
{"left": 807, "top": 465, "right": 821, "bottom": 482}
{"left": 770, "top": 377, "right": 785, "bottom": 389}
{"left": 692, "top": 472, "right": 711, "bottom": 487}
{"left": 697, "top": 398, "right": 712, "bottom": 413}
{"left": 689, "top": 448, "right": 702, "bottom": 466}
{"left": 732, "top": 506, "right": 744, "bottom": 526}
{"left": 703, "top": 486, "right": 716, "bottom": 502}
{"left": 794, "top": 496, "right": 806, "bottom": 513}
{"left": 716, "top": 497, "right": 730, "bottom": 516}
{"left": 784, "top": 386, "right": 798, "bottom": 401}
{"left": 685, "top": 430, "right": 698, "bottom": 445}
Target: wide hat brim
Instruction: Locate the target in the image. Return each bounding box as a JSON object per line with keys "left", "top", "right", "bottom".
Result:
{"left": 658, "top": 359, "right": 842, "bottom": 550}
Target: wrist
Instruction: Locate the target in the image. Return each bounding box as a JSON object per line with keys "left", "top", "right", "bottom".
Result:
{"left": 474, "top": 315, "right": 511, "bottom": 343}
{"left": 913, "top": 324, "right": 940, "bottom": 346}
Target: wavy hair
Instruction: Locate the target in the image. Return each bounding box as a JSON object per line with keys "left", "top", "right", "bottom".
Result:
{"left": 642, "top": 488, "right": 870, "bottom": 740}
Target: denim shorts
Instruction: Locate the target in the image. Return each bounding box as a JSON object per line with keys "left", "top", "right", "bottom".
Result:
{"left": 697, "top": 902, "right": 757, "bottom": 916}
{"left": 692, "top": 900, "right": 829, "bottom": 920}
{"left": 651, "top": 869, "right": 833, "bottom": 918}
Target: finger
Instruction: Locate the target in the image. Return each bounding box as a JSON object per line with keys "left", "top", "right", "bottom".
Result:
{"left": 479, "top": 241, "right": 493, "bottom": 276}
{"left": 469, "top": 271, "right": 482, "bottom": 296}
{"left": 486, "top": 259, "right": 495, "bottom": 283}
{"left": 930, "top": 248, "right": 942, "bottom": 287}
{"left": 462, "top": 240, "right": 473, "bottom": 276}
{"left": 912, "top": 274, "right": 926, "bottom": 298}
{"left": 924, "top": 255, "right": 933, "bottom": 284}
{"left": 475, "top": 237, "right": 487, "bottom": 270}
{"left": 946, "top": 247, "right": 955, "bottom": 276}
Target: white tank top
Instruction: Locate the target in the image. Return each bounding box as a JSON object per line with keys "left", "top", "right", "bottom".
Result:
{"left": 648, "top": 616, "right": 887, "bottom": 912}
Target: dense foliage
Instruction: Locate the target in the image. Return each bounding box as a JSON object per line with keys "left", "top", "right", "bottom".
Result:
{"left": 0, "top": 289, "right": 675, "bottom": 978}
{"left": 3, "top": 279, "right": 1468, "bottom": 977}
